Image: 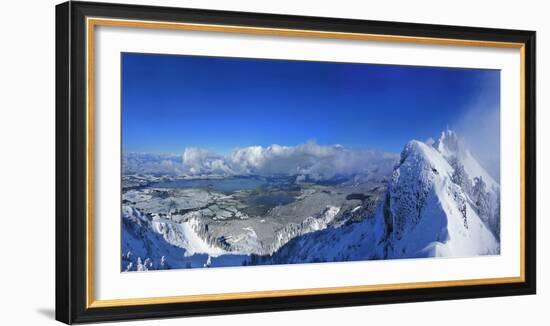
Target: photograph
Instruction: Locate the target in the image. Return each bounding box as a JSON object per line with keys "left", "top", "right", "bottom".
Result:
{"left": 50, "top": 1, "right": 537, "bottom": 323}
{"left": 120, "top": 53, "right": 502, "bottom": 271}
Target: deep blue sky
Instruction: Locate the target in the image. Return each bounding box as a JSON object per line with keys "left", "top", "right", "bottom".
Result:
{"left": 122, "top": 53, "right": 500, "bottom": 154}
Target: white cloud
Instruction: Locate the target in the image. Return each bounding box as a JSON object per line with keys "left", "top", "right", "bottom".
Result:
{"left": 182, "top": 147, "right": 232, "bottom": 175}
{"left": 225, "top": 141, "right": 397, "bottom": 180}
{"left": 454, "top": 102, "right": 501, "bottom": 181}
{"left": 123, "top": 141, "right": 399, "bottom": 181}
{"left": 122, "top": 153, "right": 186, "bottom": 175}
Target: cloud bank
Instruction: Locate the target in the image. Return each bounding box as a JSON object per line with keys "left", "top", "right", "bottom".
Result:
{"left": 123, "top": 141, "right": 399, "bottom": 181}
{"left": 454, "top": 102, "right": 501, "bottom": 182}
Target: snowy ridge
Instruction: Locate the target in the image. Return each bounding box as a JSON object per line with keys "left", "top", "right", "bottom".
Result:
{"left": 254, "top": 205, "right": 386, "bottom": 265}
{"left": 121, "top": 203, "right": 345, "bottom": 270}
{"left": 263, "top": 205, "right": 341, "bottom": 255}
{"left": 122, "top": 205, "right": 246, "bottom": 271}
{"left": 432, "top": 130, "right": 500, "bottom": 237}
{"left": 121, "top": 206, "right": 188, "bottom": 271}
{"left": 151, "top": 214, "right": 228, "bottom": 257}
{"left": 385, "top": 140, "right": 499, "bottom": 258}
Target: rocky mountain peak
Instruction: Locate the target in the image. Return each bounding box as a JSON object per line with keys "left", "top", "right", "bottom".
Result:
{"left": 433, "top": 129, "right": 465, "bottom": 157}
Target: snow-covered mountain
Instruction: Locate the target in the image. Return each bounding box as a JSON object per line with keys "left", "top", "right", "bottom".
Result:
{"left": 261, "top": 130, "right": 500, "bottom": 264}
{"left": 384, "top": 136, "right": 499, "bottom": 258}
{"left": 121, "top": 130, "right": 500, "bottom": 271}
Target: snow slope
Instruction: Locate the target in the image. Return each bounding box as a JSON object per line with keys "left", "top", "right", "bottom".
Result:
{"left": 150, "top": 214, "right": 228, "bottom": 257}
{"left": 122, "top": 206, "right": 249, "bottom": 271}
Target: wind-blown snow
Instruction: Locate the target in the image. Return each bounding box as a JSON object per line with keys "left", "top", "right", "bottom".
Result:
{"left": 434, "top": 130, "right": 498, "bottom": 189}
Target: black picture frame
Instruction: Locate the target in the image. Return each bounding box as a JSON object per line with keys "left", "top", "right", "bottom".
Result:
{"left": 56, "top": 1, "right": 536, "bottom": 324}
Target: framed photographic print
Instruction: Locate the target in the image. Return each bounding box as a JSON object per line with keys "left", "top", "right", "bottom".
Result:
{"left": 55, "top": 1, "right": 536, "bottom": 324}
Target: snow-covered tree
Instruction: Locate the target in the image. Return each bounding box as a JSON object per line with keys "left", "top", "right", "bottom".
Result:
{"left": 472, "top": 177, "right": 492, "bottom": 225}
{"left": 449, "top": 182, "right": 468, "bottom": 229}
{"left": 449, "top": 156, "right": 471, "bottom": 196}
{"left": 491, "top": 189, "right": 501, "bottom": 240}
{"left": 144, "top": 258, "right": 153, "bottom": 270}
{"left": 136, "top": 257, "right": 149, "bottom": 271}
{"left": 204, "top": 255, "right": 212, "bottom": 268}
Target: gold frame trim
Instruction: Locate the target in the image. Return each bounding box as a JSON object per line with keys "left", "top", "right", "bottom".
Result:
{"left": 85, "top": 17, "right": 527, "bottom": 309}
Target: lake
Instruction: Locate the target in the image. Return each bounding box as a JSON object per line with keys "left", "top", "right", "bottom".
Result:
{"left": 151, "top": 177, "right": 266, "bottom": 192}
